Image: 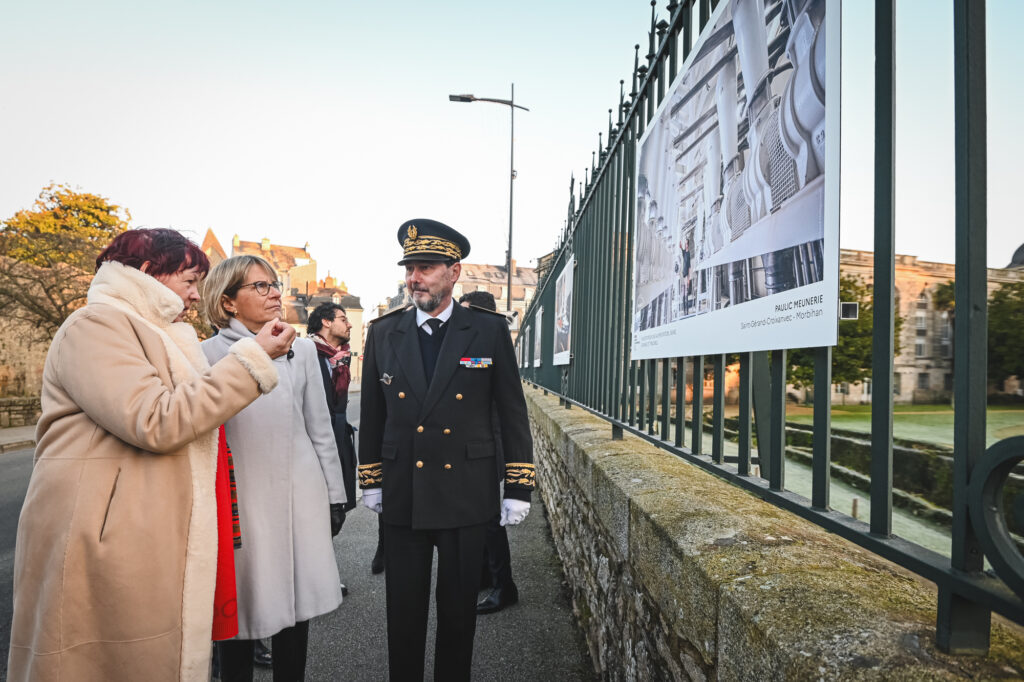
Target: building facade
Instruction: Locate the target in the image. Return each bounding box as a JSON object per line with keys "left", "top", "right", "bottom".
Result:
{"left": 202, "top": 230, "right": 365, "bottom": 381}
{"left": 824, "top": 249, "right": 1024, "bottom": 405}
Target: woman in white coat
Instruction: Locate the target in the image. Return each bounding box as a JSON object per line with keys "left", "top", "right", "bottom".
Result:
{"left": 201, "top": 255, "right": 347, "bottom": 682}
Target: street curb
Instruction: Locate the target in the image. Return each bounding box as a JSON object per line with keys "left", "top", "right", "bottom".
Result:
{"left": 1, "top": 440, "right": 35, "bottom": 454}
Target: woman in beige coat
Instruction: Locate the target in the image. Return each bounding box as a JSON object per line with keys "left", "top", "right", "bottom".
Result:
{"left": 7, "top": 229, "right": 296, "bottom": 682}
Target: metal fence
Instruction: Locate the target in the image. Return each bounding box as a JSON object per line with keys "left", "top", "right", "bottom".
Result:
{"left": 515, "top": 0, "right": 1022, "bottom": 654}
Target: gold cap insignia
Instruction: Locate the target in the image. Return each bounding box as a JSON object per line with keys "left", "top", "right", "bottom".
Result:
{"left": 408, "top": 225, "right": 418, "bottom": 240}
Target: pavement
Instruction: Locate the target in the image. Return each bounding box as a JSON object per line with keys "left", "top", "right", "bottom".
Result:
{"left": 0, "top": 426, "right": 34, "bottom": 454}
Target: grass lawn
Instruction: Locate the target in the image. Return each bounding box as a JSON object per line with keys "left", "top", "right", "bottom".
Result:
{"left": 786, "top": 403, "right": 1024, "bottom": 448}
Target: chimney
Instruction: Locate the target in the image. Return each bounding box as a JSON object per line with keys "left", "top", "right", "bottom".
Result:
{"left": 261, "top": 238, "right": 271, "bottom": 252}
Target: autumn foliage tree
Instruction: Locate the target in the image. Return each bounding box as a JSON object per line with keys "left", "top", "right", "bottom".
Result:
{"left": 988, "top": 281, "right": 1024, "bottom": 385}
{"left": 0, "top": 184, "right": 130, "bottom": 343}
{"left": 789, "top": 274, "right": 904, "bottom": 389}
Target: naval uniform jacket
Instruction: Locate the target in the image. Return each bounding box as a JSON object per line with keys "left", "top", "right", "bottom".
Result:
{"left": 358, "top": 303, "right": 534, "bottom": 529}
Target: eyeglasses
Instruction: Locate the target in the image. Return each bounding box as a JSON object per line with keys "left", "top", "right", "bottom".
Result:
{"left": 236, "top": 280, "right": 282, "bottom": 296}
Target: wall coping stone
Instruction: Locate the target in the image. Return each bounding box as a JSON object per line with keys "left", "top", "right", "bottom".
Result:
{"left": 525, "top": 386, "right": 1024, "bottom": 680}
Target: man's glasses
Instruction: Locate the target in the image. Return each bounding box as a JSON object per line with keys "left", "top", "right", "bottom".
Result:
{"left": 236, "top": 280, "right": 282, "bottom": 296}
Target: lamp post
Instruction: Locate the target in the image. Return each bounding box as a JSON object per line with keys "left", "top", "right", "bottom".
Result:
{"left": 449, "top": 84, "right": 529, "bottom": 313}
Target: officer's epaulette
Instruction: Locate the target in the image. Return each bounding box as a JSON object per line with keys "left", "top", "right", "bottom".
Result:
{"left": 468, "top": 305, "right": 506, "bottom": 317}
{"left": 469, "top": 305, "right": 513, "bottom": 326}
{"left": 369, "top": 305, "right": 412, "bottom": 325}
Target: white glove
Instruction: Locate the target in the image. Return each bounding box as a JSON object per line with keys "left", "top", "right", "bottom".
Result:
{"left": 500, "top": 499, "right": 530, "bottom": 526}
{"left": 362, "top": 489, "right": 382, "bottom": 514}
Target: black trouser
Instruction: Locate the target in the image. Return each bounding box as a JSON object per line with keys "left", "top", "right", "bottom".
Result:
{"left": 383, "top": 522, "right": 487, "bottom": 682}
{"left": 218, "top": 620, "right": 310, "bottom": 682}
{"left": 483, "top": 514, "right": 513, "bottom": 588}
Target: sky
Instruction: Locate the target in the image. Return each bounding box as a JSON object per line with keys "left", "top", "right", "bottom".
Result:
{"left": 1, "top": 0, "right": 1021, "bottom": 312}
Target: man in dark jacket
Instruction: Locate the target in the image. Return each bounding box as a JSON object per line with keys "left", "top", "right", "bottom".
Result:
{"left": 359, "top": 219, "right": 534, "bottom": 681}
{"left": 308, "top": 302, "right": 357, "bottom": 513}
{"left": 458, "top": 290, "right": 521, "bottom": 615}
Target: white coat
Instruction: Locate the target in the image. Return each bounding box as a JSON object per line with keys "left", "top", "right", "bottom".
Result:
{"left": 202, "top": 319, "right": 346, "bottom": 639}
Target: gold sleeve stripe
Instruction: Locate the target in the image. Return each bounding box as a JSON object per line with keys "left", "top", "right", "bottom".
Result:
{"left": 504, "top": 462, "right": 535, "bottom": 489}
{"left": 358, "top": 462, "right": 383, "bottom": 488}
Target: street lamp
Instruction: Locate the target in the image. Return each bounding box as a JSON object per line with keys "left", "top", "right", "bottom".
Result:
{"left": 448, "top": 84, "right": 529, "bottom": 313}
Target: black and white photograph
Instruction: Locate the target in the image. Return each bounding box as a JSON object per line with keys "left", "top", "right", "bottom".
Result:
{"left": 533, "top": 307, "right": 543, "bottom": 367}
{"left": 631, "top": 0, "right": 840, "bottom": 359}
{"left": 553, "top": 260, "right": 574, "bottom": 365}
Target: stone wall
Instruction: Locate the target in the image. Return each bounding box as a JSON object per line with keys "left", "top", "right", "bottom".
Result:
{"left": 0, "top": 397, "right": 40, "bottom": 428}
{"left": 0, "top": 318, "right": 48, "bottom": 397}
{"left": 525, "top": 386, "right": 1024, "bottom": 680}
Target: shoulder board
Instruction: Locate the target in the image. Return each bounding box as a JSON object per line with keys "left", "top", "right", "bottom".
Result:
{"left": 469, "top": 305, "right": 507, "bottom": 317}
{"left": 369, "top": 305, "right": 412, "bottom": 325}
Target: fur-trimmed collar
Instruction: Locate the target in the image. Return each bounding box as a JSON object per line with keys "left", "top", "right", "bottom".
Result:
{"left": 88, "top": 260, "right": 185, "bottom": 328}
{"left": 87, "top": 260, "right": 208, "bottom": 374}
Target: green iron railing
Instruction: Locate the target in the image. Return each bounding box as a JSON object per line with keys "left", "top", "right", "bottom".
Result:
{"left": 515, "top": 0, "right": 1022, "bottom": 655}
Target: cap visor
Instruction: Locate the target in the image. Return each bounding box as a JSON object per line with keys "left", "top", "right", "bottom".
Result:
{"left": 397, "top": 253, "right": 457, "bottom": 266}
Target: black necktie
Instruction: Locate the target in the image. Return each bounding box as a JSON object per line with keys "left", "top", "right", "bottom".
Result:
{"left": 419, "top": 318, "right": 447, "bottom": 384}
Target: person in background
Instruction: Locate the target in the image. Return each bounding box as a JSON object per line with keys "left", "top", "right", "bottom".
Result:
{"left": 202, "top": 255, "right": 347, "bottom": 682}
{"left": 8, "top": 228, "right": 292, "bottom": 681}
{"left": 458, "top": 290, "right": 521, "bottom": 615}
{"left": 359, "top": 219, "right": 535, "bottom": 681}
{"left": 307, "top": 301, "right": 357, "bottom": 595}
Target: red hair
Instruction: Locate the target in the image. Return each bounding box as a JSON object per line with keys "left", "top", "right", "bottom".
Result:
{"left": 96, "top": 228, "right": 210, "bottom": 277}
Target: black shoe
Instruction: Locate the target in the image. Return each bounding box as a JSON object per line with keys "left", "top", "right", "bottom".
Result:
{"left": 340, "top": 582, "right": 349, "bottom": 597}
{"left": 371, "top": 545, "right": 384, "bottom": 574}
{"left": 253, "top": 639, "right": 272, "bottom": 667}
{"left": 476, "top": 583, "right": 519, "bottom": 615}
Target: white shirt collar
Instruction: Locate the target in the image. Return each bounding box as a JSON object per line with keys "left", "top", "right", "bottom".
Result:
{"left": 416, "top": 298, "right": 454, "bottom": 334}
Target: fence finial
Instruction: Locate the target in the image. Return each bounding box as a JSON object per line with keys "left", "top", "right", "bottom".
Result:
{"left": 619, "top": 80, "right": 626, "bottom": 125}
{"left": 656, "top": 18, "right": 670, "bottom": 45}
{"left": 647, "top": 0, "right": 657, "bottom": 64}
{"left": 630, "top": 44, "right": 640, "bottom": 99}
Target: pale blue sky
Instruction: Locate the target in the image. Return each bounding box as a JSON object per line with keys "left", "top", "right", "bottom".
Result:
{"left": 0, "top": 0, "right": 1020, "bottom": 308}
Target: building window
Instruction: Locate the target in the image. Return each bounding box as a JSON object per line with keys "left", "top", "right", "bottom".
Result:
{"left": 944, "top": 373, "right": 954, "bottom": 391}
{"left": 893, "top": 374, "right": 901, "bottom": 395}
{"left": 918, "top": 373, "right": 930, "bottom": 390}
{"left": 916, "top": 292, "right": 928, "bottom": 310}
{"left": 915, "top": 339, "right": 926, "bottom": 357}
{"left": 836, "top": 382, "right": 849, "bottom": 395}
{"left": 864, "top": 379, "right": 872, "bottom": 396}
{"left": 915, "top": 311, "right": 928, "bottom": 331}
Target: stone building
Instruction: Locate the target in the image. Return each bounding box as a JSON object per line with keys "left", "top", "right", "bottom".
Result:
{"left": 201, "top": 229, "right": 366, "bottom": 381}
{"left": 382, "top": 260, "right": 537, "bottom": 342}
{"left": 280, "top": 274, "right": 365, "bottom": 382}
{"left": 825, "top": 248, "right": 1024, "bottom": 405}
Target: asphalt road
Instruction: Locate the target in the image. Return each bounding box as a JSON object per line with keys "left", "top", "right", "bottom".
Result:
{"left": 0, "top": 446, "right": 33, "bottom": 678}
{"left": 0, "top": 392, "right": 594, "bottom": 681}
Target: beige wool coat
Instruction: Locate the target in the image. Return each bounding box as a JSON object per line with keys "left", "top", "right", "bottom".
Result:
{"left": 7, "top": 261, "right": 280, "bottom": 682}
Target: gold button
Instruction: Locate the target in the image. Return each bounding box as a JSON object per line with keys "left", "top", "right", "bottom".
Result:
{"left": 416, "top": 460, "right": 424, "bottom": 468}
{"left": 416, "top": 426, "right": 424, "bottom": 433}
{"left": 444, "top": 464, "right": 452, "bottom": 470}
{"left": 399, "top": 392, "right": 406, "bottom": 399}
{"left": 456, "top": 393, "right": 463, "bottom": 400}
{"left": 443, "top": 428, "right": 452, "bottom": 435}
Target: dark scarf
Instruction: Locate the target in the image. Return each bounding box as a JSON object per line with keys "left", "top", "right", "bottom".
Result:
{"left": 311, "top": 334, "right": 351, "bottom": 399}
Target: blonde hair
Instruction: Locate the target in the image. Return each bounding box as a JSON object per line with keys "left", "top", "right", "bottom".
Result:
{"left": 201, "top": 255, "right": 279, "bottom": 329}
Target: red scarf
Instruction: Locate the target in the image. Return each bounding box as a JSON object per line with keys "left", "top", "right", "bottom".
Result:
{"left": 311, "top": 335, "right": 351, "bottom": 399}
{"left": 212, "top": 426, "right": 240, "bottom": 641}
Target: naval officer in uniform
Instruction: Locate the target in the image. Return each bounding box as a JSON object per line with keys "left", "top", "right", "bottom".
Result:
{"left": 358, "top": 219, "right": 535, "bottom": 681}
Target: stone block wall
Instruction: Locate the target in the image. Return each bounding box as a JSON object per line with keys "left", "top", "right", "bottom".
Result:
{"left": 0, "top": 397, "right": 41, "bottom": 427}
{"left": 525, "top": 386, "right": 1024, "bottom": 680}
